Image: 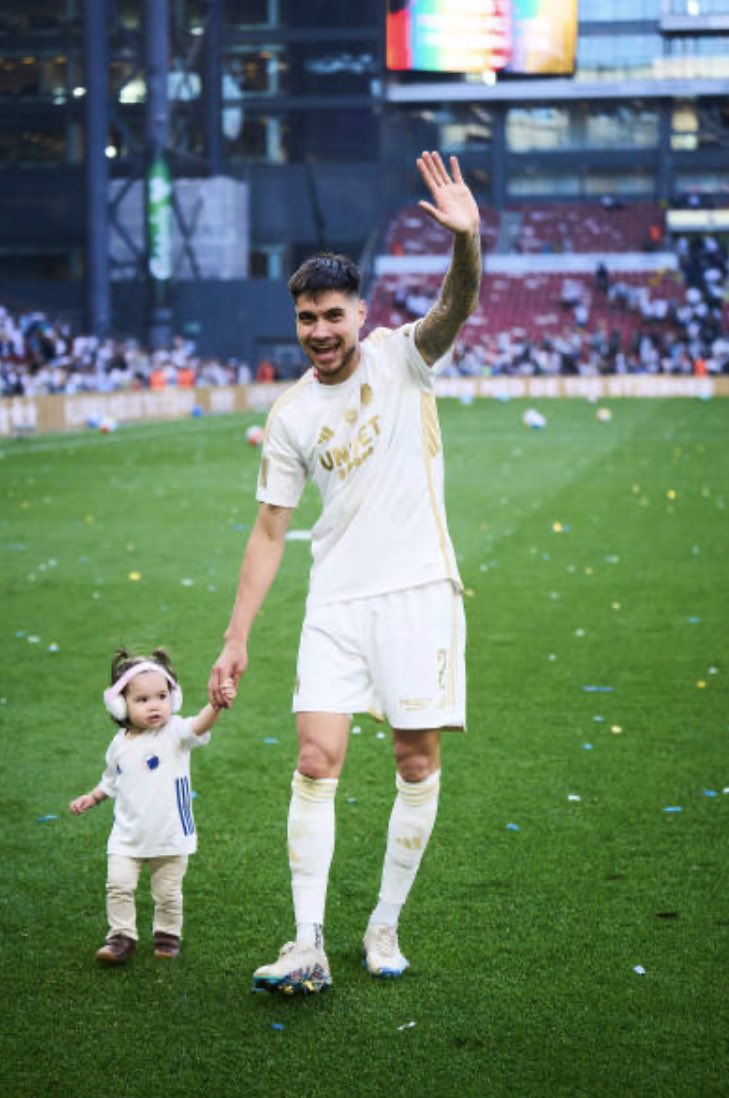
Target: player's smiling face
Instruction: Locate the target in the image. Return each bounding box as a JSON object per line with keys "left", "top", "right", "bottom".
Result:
{"left": 294, "top": 290, "right": 366, "bottom": 385}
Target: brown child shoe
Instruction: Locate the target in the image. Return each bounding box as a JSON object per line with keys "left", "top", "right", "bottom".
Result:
{"left": 153, "top": 932, "right": 181, "bottom": 959}
{"left": 96, "top": 934, "right": 136, "bottom": 965}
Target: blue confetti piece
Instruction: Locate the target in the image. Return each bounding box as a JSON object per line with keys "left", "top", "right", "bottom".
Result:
{"left": 686, "top": 616, "right": 701, "bottom": 624}
{"left": 663, "top": 806, "right": 683, "bottom": 813}
{"left": 270, "top": 1023, "right": 285, "bottom": 1031}
{"left": 582, "top": 685, "right": 615, "bottom": 693}
{"left": 703, "top": 789, "right": 718, "bottom": 798}
{"left": 592, "top": 715, "right": 605, "bottom": 722}
{"left": 505, "top": 822, "right": 520, "bottom": 831}
{"left": 263, "top": 737, "right": 279, "bottom": 745}
{"left": 37, "top": 814, "right": 58, "bottom": 823}
{"left": 581, "top": 743, "right": 594, "bottom": 750}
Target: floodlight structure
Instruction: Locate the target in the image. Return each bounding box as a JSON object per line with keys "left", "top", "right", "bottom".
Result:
{"left": 82, "top": 0, "right": 225, "bottom": 349}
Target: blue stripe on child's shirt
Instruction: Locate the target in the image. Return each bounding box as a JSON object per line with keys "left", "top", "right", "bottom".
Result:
{"left": 175, "top": 776, "right": 195, "bottom": 836}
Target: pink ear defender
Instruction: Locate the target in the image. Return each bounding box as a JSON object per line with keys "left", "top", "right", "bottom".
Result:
{"left": 103, "top": 660, "right": 183, "bottom": 721}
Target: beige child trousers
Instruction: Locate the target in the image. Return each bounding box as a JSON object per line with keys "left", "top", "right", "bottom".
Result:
{"left": 105, "top": 853, "right": 189, "bottom": 941}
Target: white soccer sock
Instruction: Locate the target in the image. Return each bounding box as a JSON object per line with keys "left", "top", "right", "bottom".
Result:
{"left": 288, "top": 769, "right": 338, "bottom": 950}
{"left": 368, "top": 768, "right": 441, "bottom": 929}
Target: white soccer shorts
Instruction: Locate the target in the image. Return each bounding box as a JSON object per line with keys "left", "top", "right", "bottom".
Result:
{"left": 293, "top": 581, "right": 466, "bottom": 731}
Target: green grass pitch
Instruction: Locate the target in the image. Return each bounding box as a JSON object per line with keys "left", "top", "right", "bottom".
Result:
{"left": 1, "top": 396, "right": 727, "bottom": 1097}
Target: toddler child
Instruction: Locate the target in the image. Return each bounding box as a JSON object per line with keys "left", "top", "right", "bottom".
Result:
{"left": 70, "top": 646, "right": 235, "bottom": 964}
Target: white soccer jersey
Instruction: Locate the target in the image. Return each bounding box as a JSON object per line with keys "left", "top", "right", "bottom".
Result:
{"left": 99, "top": 715, "right": 210, "bottom": 857}
{"left": 257, "top": 322, "right": 462, "bottom": 607}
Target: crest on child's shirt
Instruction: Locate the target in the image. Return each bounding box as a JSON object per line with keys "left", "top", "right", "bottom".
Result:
{"left": 145, "top": 755, "right": 160, "bottom": 770}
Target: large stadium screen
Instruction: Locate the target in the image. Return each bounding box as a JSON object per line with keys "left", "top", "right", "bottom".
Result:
{"left": 386, "top": 0, "right": 578, "bottom": 77}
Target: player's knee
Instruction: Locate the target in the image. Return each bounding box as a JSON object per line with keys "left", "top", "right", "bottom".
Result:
{"left": 393, "top": 730, "right": 440, "bottom": 783}
{"left": 297, "top": 743, "right": 339, "bottom": 780}
{"left": 396, "top": 756, "right": 436, "bottom": 783}
{"left": 394, "top": 744, "right": 440, "bottom": 783}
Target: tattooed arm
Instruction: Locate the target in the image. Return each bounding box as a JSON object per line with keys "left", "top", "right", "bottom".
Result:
{"left": 413, "top": 151, "right": 482, "bottom": 367}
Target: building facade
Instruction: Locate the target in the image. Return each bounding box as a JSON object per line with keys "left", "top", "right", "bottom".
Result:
{"left": 0, "top": 0, "right": 727, "bottom": 362}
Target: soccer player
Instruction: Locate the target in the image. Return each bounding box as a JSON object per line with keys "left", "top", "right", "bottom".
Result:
{"left": 209, "top": 151, "right": 481, "bottom": 993}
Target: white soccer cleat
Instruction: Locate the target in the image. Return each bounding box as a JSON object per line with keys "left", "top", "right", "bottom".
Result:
{"left": 252, "top": 940, "right": 332, "bottom": 995}
{"left": 362, "top": 924, "right": 410, "bottom": 978}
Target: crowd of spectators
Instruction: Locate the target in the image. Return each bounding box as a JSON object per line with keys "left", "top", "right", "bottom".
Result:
{"left": 420, "top": 231, "right": 729, "bottom": 379}
{"left": 0, "top": 308, "right": 255, "bottom": 398}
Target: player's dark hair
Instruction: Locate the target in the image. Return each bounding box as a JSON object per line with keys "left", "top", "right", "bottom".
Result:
{"left": 110, "top": 646, "right": 178, "bottom": 688}
{"left": 288, "top": 252, "right": 361, "bottom": 301}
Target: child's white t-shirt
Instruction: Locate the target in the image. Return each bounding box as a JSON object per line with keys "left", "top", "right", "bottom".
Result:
{"left": 99, "top": 715, "right": 210, "bottom": 857}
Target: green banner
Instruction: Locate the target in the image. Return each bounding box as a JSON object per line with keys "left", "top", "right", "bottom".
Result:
{"left": 147, "top": 156, "right": 172, "bottom": 282}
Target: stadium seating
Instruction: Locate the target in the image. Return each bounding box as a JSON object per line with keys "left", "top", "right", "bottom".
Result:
{"left": 513, "top": 202, "right": 664, "bottom": 255}
{"left": 385, "top": 204, "right": 501, "bottom": 255}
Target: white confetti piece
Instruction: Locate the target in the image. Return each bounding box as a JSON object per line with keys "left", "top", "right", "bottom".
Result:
{"left": 633, "top": 965, "right": 646, "bottom": 975}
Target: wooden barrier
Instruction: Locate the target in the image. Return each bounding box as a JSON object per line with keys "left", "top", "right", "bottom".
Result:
{"left": 1, "top": 375, "right": 728, "bottom": 438}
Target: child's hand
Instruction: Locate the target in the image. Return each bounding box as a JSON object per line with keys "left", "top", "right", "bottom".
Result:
{"left": 220, "top": 679, "right": 237, "bottom": 707}
{"left": 69, "top": 794, "right": 96, "bottom": 815}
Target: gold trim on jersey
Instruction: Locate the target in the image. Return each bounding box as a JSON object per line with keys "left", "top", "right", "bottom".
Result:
{"left": 420, "top": 391, "right": 455, "bottom": 583}
{"left": 258, "top": 372, "right": 316, "bottom": 490}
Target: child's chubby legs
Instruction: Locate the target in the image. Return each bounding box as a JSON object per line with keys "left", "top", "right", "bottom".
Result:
{"left": 105, "top": 854, "right": 144, "bottom": 941}
{"left": 149, "top": 855, "right": 188, "bottom": 938}
{"left": 105, "top": 854, "right": 188, "bottom": 941}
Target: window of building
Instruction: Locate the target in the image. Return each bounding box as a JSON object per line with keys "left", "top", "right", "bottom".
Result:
{"left": 222, "top": 48, "right": 284, "bottom": 96}
{"left": 0, "top": 109, "right": 71, "bottom": 164}
{"left": 225, "top": 0, "right": 280, "bottom": 28}
{"left": 663, "top": 0, "right": 729, "bottom": 13}
{"left": 657, "top": 35, "right": 729, "bottom": 79}
{"left": 287, "top": 107, "right": 377, "bottom": 162}
{"left": 0, "top": 0, "right": 81, "bottom": 34}
{"left": 671, "top": 96, "right": 729, "bottom": 149}
{"left": 398, "top": 105, "right": 493, "bottom": 156}
{"left": 225, "top": 113, "right": 288, "bottom": 163}
{"left": 577, "top": 33, "right": 661, "bottom": 80}
{"left": 578, "top": 0, "right": 661, "bottom": 18}
{"left": 674, "top": 169, "right": 729, "bottom": 200}
{"left": 509, "top": 165, "right": 654, "bottom": 199}
{"left": 281, "top": 0, "right": 380, "bottom": 28}
{"left": 287, "top": 43, "right": 377, "bottom": 96}
{"left": 506, "top": 103, "right": 658, "bottom": 153}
